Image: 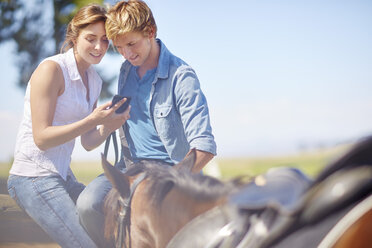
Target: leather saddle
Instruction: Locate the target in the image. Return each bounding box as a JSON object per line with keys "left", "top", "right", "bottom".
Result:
{"left": 167, "top": 136, "right": 372, "bottom": 248}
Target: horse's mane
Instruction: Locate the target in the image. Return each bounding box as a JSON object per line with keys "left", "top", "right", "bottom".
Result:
{"left": 126, "top": 161, "right": 235, "bottom": 206}
{"left": 104, "top": 161, "right": 237, "bottom": 240}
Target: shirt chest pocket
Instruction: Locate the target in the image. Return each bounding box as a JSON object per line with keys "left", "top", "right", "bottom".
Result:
{"left": 154, "top": 105, "right": 172, "bottom": 118}
{"left": 154, "top": 105, "right": 175, "bottom": 138}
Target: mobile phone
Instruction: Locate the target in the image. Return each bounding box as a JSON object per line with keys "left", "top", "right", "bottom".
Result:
{"left": 110, "top": 95, "right": 131, "bottom": 114}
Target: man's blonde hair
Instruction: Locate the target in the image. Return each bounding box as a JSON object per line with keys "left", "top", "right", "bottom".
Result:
{"left": 105, "top": 0, "right": 157, "bottom": 41}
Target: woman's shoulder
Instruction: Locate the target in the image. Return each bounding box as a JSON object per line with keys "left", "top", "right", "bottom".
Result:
{"left": 35, "top": 59, "right": 63, "bottom": 79}
{"left": 30, "top": 59, "right": 64, "bottom": 92}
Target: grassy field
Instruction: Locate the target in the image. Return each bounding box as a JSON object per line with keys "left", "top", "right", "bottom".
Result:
{"left": 1, "top": 144, "right": 349, "bottom": 185}
{"left": 217, "top": 146, "right": 348, "bottom": 180}
{"left": 0, "top": 143, "right": 349, "bottom": 185}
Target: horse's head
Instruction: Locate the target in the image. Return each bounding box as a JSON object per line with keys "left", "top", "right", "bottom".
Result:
{"left": 102, "top": 151, "right": 234, "bottom": 248}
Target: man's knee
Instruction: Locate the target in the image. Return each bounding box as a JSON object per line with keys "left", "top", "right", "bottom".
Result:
{"left": 76, "top": 175, "right": 112, "bottom": 218}
{"left": 77, "top": 188, "right": 101, "bottom": 217}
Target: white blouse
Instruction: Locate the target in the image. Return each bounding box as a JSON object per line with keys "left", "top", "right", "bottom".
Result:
{"left": 10, "top": 48, "right": 102, "bottom": 180}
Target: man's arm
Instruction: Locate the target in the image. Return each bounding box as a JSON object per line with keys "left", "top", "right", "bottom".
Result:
{"left": 186, "top": 149, "right": 214, "bottom": 173}
{"left": 174, "top": 67, "right": 217, "bottom": 167}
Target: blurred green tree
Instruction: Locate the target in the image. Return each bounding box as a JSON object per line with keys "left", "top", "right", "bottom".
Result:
{"left": 0, "top": 0, "right": 115, "bottom": 98}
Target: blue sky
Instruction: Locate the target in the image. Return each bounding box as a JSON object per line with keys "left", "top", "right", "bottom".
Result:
{"left": 0, "top": 0, "right": 371, "bottom": 161}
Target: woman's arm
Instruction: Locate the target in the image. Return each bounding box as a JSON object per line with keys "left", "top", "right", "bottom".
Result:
{"left": 30, "top": 60, "right": 127, "bottom": 151}
{"left": 80, "top": 103, "right": 131, "bottom": 151}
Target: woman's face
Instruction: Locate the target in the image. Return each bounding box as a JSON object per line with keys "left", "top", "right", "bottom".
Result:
{"left": 74, "top": 21, "right": 109, "bottom": 66}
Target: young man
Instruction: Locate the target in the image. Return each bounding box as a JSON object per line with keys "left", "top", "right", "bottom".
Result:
{"left": 77, "top": 1, "right": 216, "bottom": 247}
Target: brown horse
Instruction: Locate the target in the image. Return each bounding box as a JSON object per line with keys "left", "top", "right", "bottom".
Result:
{"left": 102, "top": 136, "right": 372, "bottom": 248}
{"left": 102, "top": 150, "right": 242, "bottom": 248}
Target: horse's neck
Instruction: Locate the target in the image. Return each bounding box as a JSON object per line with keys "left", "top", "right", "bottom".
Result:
{"left": 130, "top": 181, "right": 227, "bottom": 248}
{"left": 156, "top": 189, "right": 227, "bottom": 246}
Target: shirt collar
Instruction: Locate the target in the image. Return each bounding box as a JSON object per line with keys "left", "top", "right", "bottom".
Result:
{"left": 156, "top": 39, "right": 170, "bottom": 79}
{"left": 64, "top": 48, "right": 88, "bottom": 81}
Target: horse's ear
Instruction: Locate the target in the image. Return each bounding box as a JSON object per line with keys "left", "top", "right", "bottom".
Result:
{"left": 174, "top": 149, "right": 196, "bottom": 172}
{"left": 101, "top": 153, "right": 130, "bottom": 198}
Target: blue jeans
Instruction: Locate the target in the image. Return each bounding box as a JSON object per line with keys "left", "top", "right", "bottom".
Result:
{"left": 7, "top": 174, "right": 98, "bottom": 248}
{"left": 77, "top": 173, "right": 115, "bottom": 248}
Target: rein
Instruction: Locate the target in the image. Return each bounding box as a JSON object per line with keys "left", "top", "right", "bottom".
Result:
{"left": 104, "top": 131, "right": 119, "bottom": 166}
{"left": 116, "top": 172, "right": 147, "bottom": 248}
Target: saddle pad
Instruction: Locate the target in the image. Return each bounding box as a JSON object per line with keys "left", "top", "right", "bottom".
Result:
{"left": 166, "top": 205, "right": 248, "bottom": 248}
{"left": 229, "top": 167, "right": 311, "bottom": 211}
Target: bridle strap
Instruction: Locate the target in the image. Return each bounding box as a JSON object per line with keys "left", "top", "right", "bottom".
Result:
{"left": 116, "top": 201, "right": 127, "bottom": 248}
{"left": 104, "top": 131, "right": 119, "bottom": 166}
{"left": 116, "top": 173, "right": 147, "bottom": 248}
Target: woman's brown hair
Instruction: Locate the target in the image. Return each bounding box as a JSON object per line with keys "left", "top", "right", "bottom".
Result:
{"left": 60, "top": 4, "right": 107, "bottom": 53}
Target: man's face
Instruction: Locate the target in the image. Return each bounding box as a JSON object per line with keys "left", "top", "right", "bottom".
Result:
{"left": 113, "top": 31, "right": 152, "bottom": 67}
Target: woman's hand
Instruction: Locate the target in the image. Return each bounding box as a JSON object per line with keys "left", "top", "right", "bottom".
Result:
{"left": 89, "top": 98, "right": 128, "bottom": 125}
{"left": 101, "top": 101, "right": 131, "bottom": 136}
{"left": 81, "top": 98, "right": 131, "bottom": 151}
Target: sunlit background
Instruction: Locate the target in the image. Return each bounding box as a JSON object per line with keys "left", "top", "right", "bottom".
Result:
{"left": 1, "top": 0, "right": 371, "bottom": 163}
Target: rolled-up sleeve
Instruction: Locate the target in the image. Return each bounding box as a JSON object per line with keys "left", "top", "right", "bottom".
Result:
{"left": 174, "top": 66, "right": 217, "bottom": 155}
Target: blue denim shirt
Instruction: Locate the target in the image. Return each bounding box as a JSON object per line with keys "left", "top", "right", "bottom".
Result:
{"left": 118, "top": 39, "right": 216, "bottom": 163}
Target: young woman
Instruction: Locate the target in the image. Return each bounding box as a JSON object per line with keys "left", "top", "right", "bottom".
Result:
{"left": 7, "top": 4, "right": 130, "bottom": 248}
